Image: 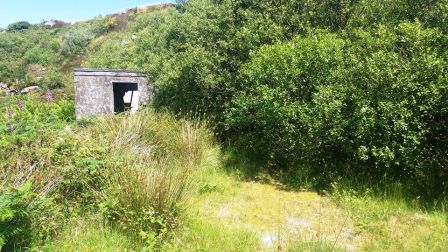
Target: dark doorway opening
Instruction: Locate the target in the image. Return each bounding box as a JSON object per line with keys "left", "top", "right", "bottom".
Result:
{"left": 113, "top": 83, "right": 138, "bottom": 113}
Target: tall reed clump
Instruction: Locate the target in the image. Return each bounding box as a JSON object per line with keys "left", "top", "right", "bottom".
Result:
{"left": 82, "top": 110, "right": 212, "bottom": 248}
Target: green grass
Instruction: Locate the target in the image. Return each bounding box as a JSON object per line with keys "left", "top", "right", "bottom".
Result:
{"left": 175, "top": 149, "right": 356, "bottom": 251}
{"left": 171, "top": 218, "right": 261, "bottom": 252}
{"left": 288, "top": 241, "right": 347, "bottom": 252}
{"left": 42, "top": 153, "right": 448, "bottom": 252}
{"left": 336, "top": 194, "right": 448, "bottom": 251}
{"left": 171, "top": 147, "right": 448, "bottom": 252}
{"left": 41, "top": 216, "right": 141, "bottom": 252}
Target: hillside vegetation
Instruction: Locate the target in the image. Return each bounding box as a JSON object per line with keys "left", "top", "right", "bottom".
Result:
{"left": 0, "top": 1, "right": 447, "bottom": 251}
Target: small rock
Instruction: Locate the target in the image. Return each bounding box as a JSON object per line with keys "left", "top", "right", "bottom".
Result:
{"left": 21, "top": 86, "right": 40, "bottom": 94}
{"left": 8, "top": 89, "right": 18, "bottom": 96}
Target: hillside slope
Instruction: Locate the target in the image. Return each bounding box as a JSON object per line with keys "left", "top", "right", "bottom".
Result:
{"left": 0, "top": 4, "right": 174, "bottom": 95}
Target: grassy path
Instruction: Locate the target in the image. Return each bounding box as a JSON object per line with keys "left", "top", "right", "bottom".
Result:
{"left": 188, "top": 180, "right": 361, "bottom": 251}
{"left": 174, "top": 152, "right": 448, "bottom": 252}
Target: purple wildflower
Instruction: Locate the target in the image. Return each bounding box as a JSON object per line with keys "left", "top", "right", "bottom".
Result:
{"left": 46, "top": 90, "right": 53, "bottom": 102}
{"left": 7, "top": 107, "right": 13, "bottom": 120}
{"left": 6, "top": 107, "right": 13, "bottom": 132}
{"left": 18, "top": 100, "right": 24, "bottom": 111}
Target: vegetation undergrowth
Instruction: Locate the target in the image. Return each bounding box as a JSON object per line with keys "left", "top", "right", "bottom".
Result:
{"left": 1, "top": 1, "right": 447, "bottom": 251}
{"left": 0, "top": 93, "right": 446, "bottom": 251}
{"left": 79, "top": 0, "right": 448, "bottom": 203}
{"left": 0, "top": 92, "right": 213, "bottom": 250}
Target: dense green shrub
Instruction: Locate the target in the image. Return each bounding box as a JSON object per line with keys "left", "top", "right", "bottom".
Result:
{"left": 115, "top": 0, "right": 447, "bottom": 197}
{"left": 0, "top": 183, "right": 35, "bottom": 251}
{"left": 42, "top": 68, "right": 66, "bottom": 90}
{"left": 347, "top": 0, "right": 448, "bottom": 32}
{"left": 225, "top": 32, "right": 345, "bottom": 166}
{"left": 7, "top": 21, "right": 31, "bottom": 31}
{"left": 141, "top": 0, "right": 304, "bottom": 120}
{"left": 337, "top": 23, "right": 448, "bottom": 197}
{"left": 24, "top": 47, "right": 54, "bottom": 65}
{"left": 225, "top": 22, "right": 448, "bottom": 196}
{"left": 140, "top": 0, "right": 447, "bottom": 121}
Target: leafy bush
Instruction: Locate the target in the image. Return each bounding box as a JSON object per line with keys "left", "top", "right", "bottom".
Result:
{"left": 336, "top": 23, "right": 448, "bottom": 197}
{"left": 42, "top": 68, "right": 66, "bottom": 90}
{"left": 24, "top": 46, "right": 54, "bottom": 65}
{"left": 140, "top": 0, "right": 447, "bottom": 121}
{"left": 7, "top": 21, "right": 31, "bottom": 31}
{"left": 0, "top": 183, "right": 34, "bottom": 251}
{"left": 225, "top": 22, "right": 448, "bottom": 197}
{"left": 139, "top": 0, "right": 300, "bottom": 118}
{"left": 226, "top": 32, "right": 344, "bottom": 167}
{"left": 103, "top": 17, "right": 117, "bottom": 31}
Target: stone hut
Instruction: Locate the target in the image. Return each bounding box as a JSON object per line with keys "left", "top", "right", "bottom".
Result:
{"left": 74, "top": 68, "right": 152, "bottom": 119}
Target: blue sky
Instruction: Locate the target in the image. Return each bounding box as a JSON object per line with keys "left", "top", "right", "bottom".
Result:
{"left": 0, "top": 0, "right": 174, "bottom": 28}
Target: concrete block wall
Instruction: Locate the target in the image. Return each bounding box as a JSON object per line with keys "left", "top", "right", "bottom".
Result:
{"left": 74, "top": 69, "right": 152, "bottom": 119}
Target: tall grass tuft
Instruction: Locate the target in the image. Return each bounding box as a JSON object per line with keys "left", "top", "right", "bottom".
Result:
{"left": 0, "top": 96, "right": 213, "bottom": 249}
{"left": 83, "top": 110, "right": 212, "bottom": 246}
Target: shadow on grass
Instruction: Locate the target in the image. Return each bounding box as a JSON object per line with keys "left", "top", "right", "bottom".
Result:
{"left": 220, "top": 147, "right": 321, "bottom": 192}
{"left": 220, "top": 147, "right": 448, "bottom": 214}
